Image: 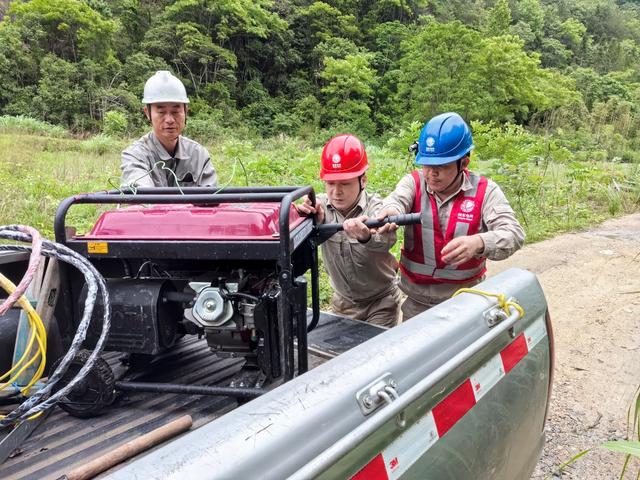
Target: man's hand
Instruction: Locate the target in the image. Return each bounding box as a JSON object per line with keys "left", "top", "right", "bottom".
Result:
{"left": 296, "top": 195, "right": 325, "bottom": 224}
{"left": 343, "top": 215, "right": 372, "bottom": 242}
{"left": 374, "top": 207, "right": 402, "bottom": 234}
{"left": 441, "top": 235, "right": 484, "bottom": 266}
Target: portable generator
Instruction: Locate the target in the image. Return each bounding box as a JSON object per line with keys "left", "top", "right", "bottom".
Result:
{"left": 52, "top": 186, "right": 320, "bottom": 416}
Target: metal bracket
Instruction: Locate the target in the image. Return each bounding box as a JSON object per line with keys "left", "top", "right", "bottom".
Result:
{"left": 356, "top": 373, "right": 406, "bottom": 429}
{"left": 356, "top": 373, "right": 398, "bottom": 416}
{"left": 482, "top": 297, "right": 518, "bottom": 327}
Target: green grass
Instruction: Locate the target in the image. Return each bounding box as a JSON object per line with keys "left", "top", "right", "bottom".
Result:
{"left": 0, "top": 124, "right": 638, "bottom": 308}
{"left": 1, "top": 128, "right": 639, "bottom": 240}
{"left": 0, "top": 115, "right": 68, "bottom": 138}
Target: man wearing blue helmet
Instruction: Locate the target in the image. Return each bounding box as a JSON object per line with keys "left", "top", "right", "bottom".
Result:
{"left": 377, "top": 112, "right": 525, "bottom": 320}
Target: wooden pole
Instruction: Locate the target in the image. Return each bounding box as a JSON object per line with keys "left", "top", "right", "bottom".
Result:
{"left": 63, "top": 415, "right": 193, "bottom": 480}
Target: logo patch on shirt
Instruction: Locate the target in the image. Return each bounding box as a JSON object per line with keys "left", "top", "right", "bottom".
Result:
{"left": 460, "top": 199, "right": 475, "bottom": 213}
{"left": 457, "top": 199, "right": 476, "bottom": 222}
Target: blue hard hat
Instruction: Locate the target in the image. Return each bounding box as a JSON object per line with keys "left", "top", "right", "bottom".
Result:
{"left": 415, "top": 112, "right": 474, "bottom": 166}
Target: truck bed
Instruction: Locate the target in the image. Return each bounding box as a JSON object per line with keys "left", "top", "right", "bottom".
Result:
{"left": 0, "top": 313, "right": 384, "bottom": 480}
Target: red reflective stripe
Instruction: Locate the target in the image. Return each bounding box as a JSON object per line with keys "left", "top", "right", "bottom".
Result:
{"left": 350, "top": 320, "right": 547, "bottom": 478}
{"left": 500, "top": 334, "right": 528, "bottom": 373}
{"left": 403, "top": 171, "right": 489, "bottom": 284}
{"left": 465, "top": 177, "right": 488, "bottom": 236}
{"left": 351, "top": 453, "right": 389, "bottom": 480}
{"left": 431, "top": 379, "right": 476, "bottom": 437}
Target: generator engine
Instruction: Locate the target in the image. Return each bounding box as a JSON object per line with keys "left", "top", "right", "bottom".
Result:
{"left": 56, "top": 187, "right": 319, "bottom": 385}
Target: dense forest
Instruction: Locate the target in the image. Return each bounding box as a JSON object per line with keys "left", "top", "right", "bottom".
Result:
{"left": 1, "top": 0, "right": 640, "bottom": 160}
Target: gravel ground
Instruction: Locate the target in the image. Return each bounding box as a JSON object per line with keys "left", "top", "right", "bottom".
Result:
{"left": 488, "top": 213, "right": 640, "bottom": 479}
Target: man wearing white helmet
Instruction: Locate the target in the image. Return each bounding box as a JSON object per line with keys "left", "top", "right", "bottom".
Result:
{"left": 120, "top": 70, "right": 217, "bottom": 188}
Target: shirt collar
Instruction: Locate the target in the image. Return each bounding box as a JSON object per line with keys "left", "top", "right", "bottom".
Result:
{"left": 150, "top": 133, "right": 190, "bottom": 161}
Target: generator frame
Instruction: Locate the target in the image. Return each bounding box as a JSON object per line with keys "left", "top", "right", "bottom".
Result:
{"left": 52, "top": 186, "right": 320, "bottom": 397}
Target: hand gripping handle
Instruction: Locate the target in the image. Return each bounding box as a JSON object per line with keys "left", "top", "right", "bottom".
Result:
{"left": 313, "top": 212, "right": 421, "bottom": 242}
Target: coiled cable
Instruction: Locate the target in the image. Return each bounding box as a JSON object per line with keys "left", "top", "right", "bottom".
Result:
{"left": 0, "top": 225, "right": 110, "bottom": 427}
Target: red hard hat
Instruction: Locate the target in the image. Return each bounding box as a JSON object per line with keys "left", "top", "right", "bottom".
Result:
{"left": 320, "top": 134, "right": 369, "bottom": 180}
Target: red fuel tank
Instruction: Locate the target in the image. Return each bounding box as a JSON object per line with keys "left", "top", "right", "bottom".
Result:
{"left": 80, "top": 203, "right": 305, "bottom": 241}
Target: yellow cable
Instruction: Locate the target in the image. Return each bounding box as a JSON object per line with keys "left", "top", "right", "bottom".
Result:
{"left": 0, "top": 273, "right": 47, "bottom": 396}
{"left": 452, "top": 287, "right": 525, "bottom": 318}
{"left": 0, "top": 411, "right": 43, "bottom": 421}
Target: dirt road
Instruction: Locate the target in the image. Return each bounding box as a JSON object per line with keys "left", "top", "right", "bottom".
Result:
{"left": 487, "top": 213, "right": 640, "bottom": 479}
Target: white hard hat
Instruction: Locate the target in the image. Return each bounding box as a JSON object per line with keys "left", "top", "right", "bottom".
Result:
{"left": 142, "top": 70, "right": 190, "bottom": 104}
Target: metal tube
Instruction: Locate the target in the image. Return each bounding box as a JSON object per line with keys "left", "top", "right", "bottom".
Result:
{"left": 75, "top": 193, "right": 292, "bottom": 203}
{"left": 276, "top": 186, "right": 315, "bottom": 381}
{"left": 53, "top": 187, "right": 312, "bottom": 243}
{"left": 114, "top": 381, "right": 265, "bottom": 399}
{"left": 112, "top": 186, "right": 302, "bottom": 195}
{"left": 288, "top": 306, "right": 524, "bottom": 480}
{"left": 307, "top": 246, "right": 320, "bottom": 332}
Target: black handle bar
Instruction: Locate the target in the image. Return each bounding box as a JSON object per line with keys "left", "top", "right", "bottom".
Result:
{"left": 312, "top": 212, "right": 421, "bottom": 244}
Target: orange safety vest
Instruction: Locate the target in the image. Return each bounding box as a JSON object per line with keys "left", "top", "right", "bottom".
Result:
{"left": 400, "top": 169, "right": 488, "bottom": 285}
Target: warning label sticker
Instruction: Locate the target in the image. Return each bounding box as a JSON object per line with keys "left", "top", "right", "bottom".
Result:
{"left": 87, "top": 242, "right": 108, "bottom": 254}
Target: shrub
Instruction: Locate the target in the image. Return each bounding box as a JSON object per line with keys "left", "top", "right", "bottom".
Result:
{"left": 102, "top": 111, "right": 128, "bottom": 137}
{"left": 0, "top": 115, "right": 67, "bottom": 137}
{"left": 79, "top": 134, "right": 123, "bottom": 156}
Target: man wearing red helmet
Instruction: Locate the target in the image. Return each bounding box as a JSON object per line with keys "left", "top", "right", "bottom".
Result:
{"left": 298, "top": 134, "right": 402, "bottom": 328}
{"left": 377, "top": 112, "right": 524, "bottom": 320}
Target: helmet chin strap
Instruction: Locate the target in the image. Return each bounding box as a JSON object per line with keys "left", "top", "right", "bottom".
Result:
{"left": 439, "top": 158, "right": 464, "bottom": 193}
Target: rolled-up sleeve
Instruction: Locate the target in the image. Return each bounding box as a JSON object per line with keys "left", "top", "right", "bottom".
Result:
{"left": 478, "top": 182, "right": 525, "bottom": 260}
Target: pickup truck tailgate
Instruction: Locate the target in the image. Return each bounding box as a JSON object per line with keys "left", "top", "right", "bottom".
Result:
{"left": 106, "top": 268, "right": 551, "bottom": 480}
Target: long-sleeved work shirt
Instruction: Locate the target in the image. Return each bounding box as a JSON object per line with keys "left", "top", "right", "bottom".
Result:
{"left": 319, "top": 191, "right": 399, "bottom": 306}
{"left": 120, "top": 132, "right": 217, "bottom": 188}
{"left": 382, "top": 171, "right": 525, "bottom": 306}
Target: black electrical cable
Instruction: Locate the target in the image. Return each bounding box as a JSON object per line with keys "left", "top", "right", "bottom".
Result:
{"left": 223, "top": 291, "right": 260, "bottom": 303}
{"left": 0, "top": 226, "right": 110, "bottom": 426}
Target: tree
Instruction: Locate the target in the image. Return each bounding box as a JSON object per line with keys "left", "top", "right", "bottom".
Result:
{"left": 320, "top": 52, "right": 378, "bottom": 136}
{"left": 31, "top": 55, "right": 86, "bottom": 128}
{"left": 395, "top": 21, "right": 480, "bottom": 121}
{"left": 395, "top": 21, "right": 557, "bottom": 124}
{"left": 571, "top": 67, "right": 632, "bottom": 109}
{"left": 8, "top": 0, "right": 116, "bottom": 62}
{"left": 485, "top": 0, "right": 511, "bottom": 37}
{"left": 511, "top": 0, "right": 544, "bottom": 49}
{"left": 143, "top": 0, "right": 287, "bottom": 102}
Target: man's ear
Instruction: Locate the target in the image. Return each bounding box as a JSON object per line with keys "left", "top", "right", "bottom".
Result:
{"left": 360, "top": 174, "right": 367, "bottom": 189}
{"left": 461, "top": 155, "right": 471, "bottom": 169}
{"left": 143, "top": 105, "right": 151, "bottom": 122}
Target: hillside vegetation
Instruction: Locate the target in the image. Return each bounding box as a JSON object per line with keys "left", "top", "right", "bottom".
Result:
{"left": 0, "top": 0, "right": 639, "bottom": 154}
{"left": 0, "top": 0, "right": 638, "bottom": 244}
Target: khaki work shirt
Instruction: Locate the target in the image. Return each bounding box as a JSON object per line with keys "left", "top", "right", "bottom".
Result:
{"left": 319, "top": 191, "right": 399, "bottom": 305}
{"left": 120, "top": 132, "right": 217, "bottom": 188}
{"left": 382, "top": 171, "right": 525, "bottom": 306}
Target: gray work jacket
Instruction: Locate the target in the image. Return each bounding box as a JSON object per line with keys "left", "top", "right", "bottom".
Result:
{"left": 120, "top": 132, "right": 217, "bottom": 188}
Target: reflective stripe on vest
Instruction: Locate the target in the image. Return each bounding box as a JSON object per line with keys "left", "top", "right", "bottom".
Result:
{"left": 400, "top": 170, "right": 488, "bottom": 284}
